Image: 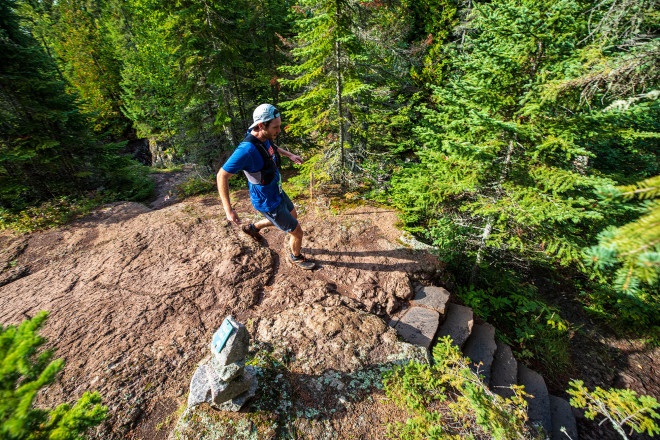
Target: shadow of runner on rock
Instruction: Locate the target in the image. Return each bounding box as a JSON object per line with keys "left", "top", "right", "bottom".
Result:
{"left": 303, "top": 247, "right": 433, "bottom": 273}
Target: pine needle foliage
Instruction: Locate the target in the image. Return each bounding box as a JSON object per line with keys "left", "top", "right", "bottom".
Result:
{"left": 280, "top": 0, "right": 421, "bottom": 186}
{"left": 0, "top": 0, "right": 152, "bottom": 210}
{"left": 584, "top": 175, "right": 660, "bottom": 294}
{"left": 279, "top": 0, "right": 369, "bottom": 179}
{"left": 0, "top": 311, "right": 107, "bottom": 440}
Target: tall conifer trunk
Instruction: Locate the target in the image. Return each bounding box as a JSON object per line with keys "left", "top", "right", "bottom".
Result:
{"left": 470, "top": 136, "right": 516, "bottom": 284}
{"left": 221, "top": 87, "right": 237, "bottom": 146}
{"left": 335, "top": 0, "right": 345, "bottom": 186}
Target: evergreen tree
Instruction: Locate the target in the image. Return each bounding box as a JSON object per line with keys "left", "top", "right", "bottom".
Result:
{"left": 114, "top": 0, "right": 292, "bottom": 165}
{"left": 280, "top": 0, "right": 370, "bottom": 182}
{"left": 406, "top": 0, "right": 458, "bottom": 85}
{"left": 117, "top": 0, "right": 182, "bottom": 142}
{"left": 17, "top": 0, "right": 128, "bottom": 135}
{"left": 0, "top": 311, "right": 106, "bottom": 439}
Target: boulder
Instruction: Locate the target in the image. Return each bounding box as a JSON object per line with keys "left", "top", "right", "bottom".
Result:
{"left": 412, "top": 286, "right": 450, "bottom": 315}
{"left": 187, "top": 365, "right": 211, "bottom": 408}
{"left": 491, "top": 341, "right": 518, "bottom": 398}
{"left": 207, "top": 364, "right": 253, "bottom": 405}
{"left": 214, "top": 366, "right": 258, "bottom": 411}
{"left": 208, "top": 359, "right": 244, "bottom": 382}
{"left": 549, "top": 395, "right": 578, "bottom": 440}
{"left": 394, "top": 307, "right": 440, "bottom": 349}
{"left": 518, "top": 365, "right": 552, "bottom": 434}
{"left": 437, "top": 303, "right": 473, "bottom": 348}
{"left": 462, "top": 323, "right": 497, "bottom": 385}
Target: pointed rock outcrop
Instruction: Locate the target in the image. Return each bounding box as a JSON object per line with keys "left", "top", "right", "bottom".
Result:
{"left": 462, "top": 323, "right": 497, "bottom": 385}
{"left": 518, "top": 365, "right": 552, "bottom": 434}
{"left": 412, "top": 286, "right": 450, "bottom": 315}
{"left": 394, "top": 307, "right": 440, "bottom": 349}
{"left": 490, "top": 341, "right": 518, "bottom": 399}
{"left": 550, "top": 395, "right": 578, "bottom": 440}
{"left": 436, "top": 303, "right": 473, "bottom": 348}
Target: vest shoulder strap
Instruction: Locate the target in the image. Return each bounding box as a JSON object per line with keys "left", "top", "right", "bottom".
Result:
{"left": 242, "top": 134, "right": 280, "bottom": 185}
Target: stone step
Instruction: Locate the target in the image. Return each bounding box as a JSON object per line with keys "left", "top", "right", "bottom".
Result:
{"left": 462, "top": 323, "right": 497, "bottom": 386}
{"left": 436, "top": 303, "right": 473, "bottom": 349}
{"left": 549, "top": 395, "right": 578, "bottom": 440}
{"left": 518, "top": 364, "right": 552, "bottom": 435}
{"left": 412, "top": 286, "right": 451, "bottom": 315}
{"left": 394, "top": 306, "right": 440, "bottom": 350}
{"left": 490, "top": 341, "right": 518, "bottom": 399}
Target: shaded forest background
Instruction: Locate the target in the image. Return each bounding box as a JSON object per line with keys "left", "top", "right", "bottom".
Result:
{"left": 1, "top": 0, "right": 659, "bottom": 360}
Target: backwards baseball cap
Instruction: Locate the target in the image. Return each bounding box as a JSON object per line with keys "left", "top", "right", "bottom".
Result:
{"left": 248, "top": 104, "right": 280, "bottom": 130}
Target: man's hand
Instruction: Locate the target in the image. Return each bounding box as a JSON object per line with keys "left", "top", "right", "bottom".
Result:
{"left": 226, "top": 208, "right": 241, "bottom": 225}
{"left": 277, "top": 147, "right": 303, "bottom": 165}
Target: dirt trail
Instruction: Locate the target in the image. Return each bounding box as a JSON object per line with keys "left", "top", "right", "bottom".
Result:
{"left": 0, "top": 172, "right": 657, "bottom": 440}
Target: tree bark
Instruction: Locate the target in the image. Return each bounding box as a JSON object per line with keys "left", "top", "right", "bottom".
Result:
{"left": 470, "top": 136, "right": 516, "bottom": 285}
{"left": 334, "top": 1, "right": 345, "bottom": 186}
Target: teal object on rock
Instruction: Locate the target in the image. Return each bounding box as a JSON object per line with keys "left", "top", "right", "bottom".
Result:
{"left": 212, "top": 318, "right": 236, "bottom": 355}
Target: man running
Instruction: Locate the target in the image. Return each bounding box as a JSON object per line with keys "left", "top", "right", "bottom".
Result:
{"left": 217, "top": 104, "right": 315, "bottom": 270}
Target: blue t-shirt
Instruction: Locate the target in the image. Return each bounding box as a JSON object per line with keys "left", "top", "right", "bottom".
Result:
{"left": 222, "top": 139, "right": 282, "bottom": 212}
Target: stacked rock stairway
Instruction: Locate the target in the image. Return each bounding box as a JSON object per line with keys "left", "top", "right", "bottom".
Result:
{"left": 392, "top": 286, "right": 579, "bottom": 440}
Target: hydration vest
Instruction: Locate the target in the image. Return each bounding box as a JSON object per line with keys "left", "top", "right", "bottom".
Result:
{"left": 242, "top": 134, "right": 281, "bottom": 186}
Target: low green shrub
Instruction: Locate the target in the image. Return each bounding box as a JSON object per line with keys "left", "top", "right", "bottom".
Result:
{"left": 176, "top": 175, "right": 217, "bottom": 198}
{"left": 0, "top": 196, "right": 100, "bottom": 233}
{"left": 0, "top": 311, "right": 107, "bottom": 439}
{"left": 383, "top": 336, "right": 542, "bottom": 440}
{"left": 567, "top": 379, "right": 660, "bottom": 439}
{"left": 284, "top": 153, "right": 332, "bottom": 199}
{"left": 575, "top": 279, "right": 660, "bottom": 339}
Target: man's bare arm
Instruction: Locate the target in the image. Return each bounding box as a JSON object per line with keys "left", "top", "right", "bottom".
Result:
{"left": 217, "top": 168, "right": 240, "bottom": 224}
{"left": 277, "top": 147, "right": 303, "bottom": 165}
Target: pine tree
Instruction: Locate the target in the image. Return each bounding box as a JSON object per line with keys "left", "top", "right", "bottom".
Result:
{"left": 540, "top": 0, "right": 660, "bottom": 298}
{"left": 17, "top": 0, "right": 128, "bottom": 135}
{"left": 407, "top": 0, "right": 458, "bottom": 85}
{"left": 280, "top": 0, "right": 371, "bottom": 183}
{"left": 0, "top": 311, "right": 107, "bottom": 439}
{"left": 117, "top": 0, "right": 182, "bottom": 142}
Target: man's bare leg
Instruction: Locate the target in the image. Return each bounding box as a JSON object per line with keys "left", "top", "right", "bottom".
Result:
{"left": 253, "top": 218, "right": 273, "bottom": 230}
{"left": 254, "top": 207, "right": 298, "bottom": 231}
{"left": 289, "top": 224, "right": 303, "bottom": 256}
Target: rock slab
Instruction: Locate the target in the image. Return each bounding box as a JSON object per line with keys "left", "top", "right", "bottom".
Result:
{"left": 490, "top": 341, "right": 518, "bottom": 398}
{"left": 462, "top": 323, "right": 497, "bottom": 386}
{"left": 518, "top": 364, "right": 552, "bottom": 435}
{"left": 214, "top": 366, "right": 258, "bottom": 412}
{"left": 209, "top": 359, "right": 244, "bottom": 382}
{"left": 436, "top": 303, "right": 473, "bottom": 348}
{"left": 549, "top": 395, "right": 578, "bottom": 440}
{"left": 412, "top": 286, "right": 450, "bottom": 315}
{"left": 207, "top": 364, "right": 253, "bottom": 405}
{"left": 187, "top": 365, "right": 212, "bottom": 407}
{"left": 394, "top": 306, "right": 440, "bottom": 349}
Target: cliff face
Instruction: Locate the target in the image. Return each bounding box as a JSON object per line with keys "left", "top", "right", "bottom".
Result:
{"left": 0, "top": 192, "right": 441, "bottom": 439}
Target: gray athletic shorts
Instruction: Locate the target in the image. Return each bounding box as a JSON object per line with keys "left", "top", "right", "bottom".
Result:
{"left": 259, "top": 191, "right": 298, "bottom": 233}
